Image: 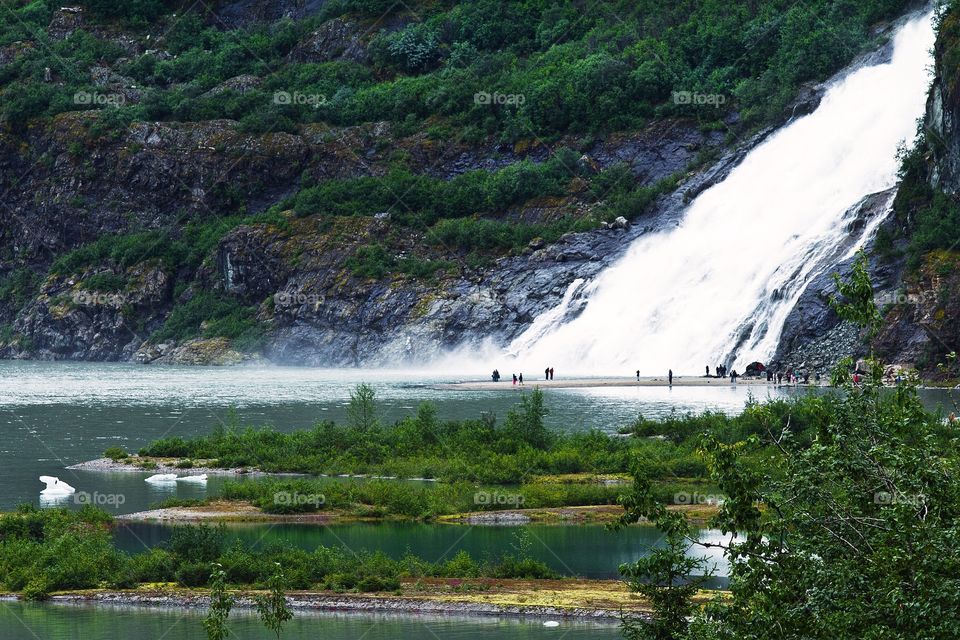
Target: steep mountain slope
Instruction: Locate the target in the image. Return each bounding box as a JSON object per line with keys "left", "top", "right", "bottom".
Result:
{"left": 0, "top": 0, "right": 923, "bottom": 365}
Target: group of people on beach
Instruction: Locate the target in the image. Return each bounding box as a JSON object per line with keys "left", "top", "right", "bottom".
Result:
{"left": 491, "top": 369, "right": 531, "bottom": 386}
{"left": 699, "top": 363, "right": 821, "bottom": 385}
{"left": 490, "top": 364, "right": 820, "bottom": 387}
{"left": 709, "top": 364, "right": 730, "bottom": 378}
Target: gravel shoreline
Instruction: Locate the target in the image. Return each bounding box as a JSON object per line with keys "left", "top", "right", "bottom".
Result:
{"left": 65, "top": 457, "right": 300, "bottom": 477}
{"left": 114, "top": 502, "right": 339, "bottom": 524}
{"left": 67, "top": 458, "right": 437, "bottom": 483}
{"left": 435, "top": 376, "right": 816, "bottom": 390}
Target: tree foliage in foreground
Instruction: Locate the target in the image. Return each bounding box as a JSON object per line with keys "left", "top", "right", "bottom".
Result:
{"left": 619, "top": 261, "right": 960, "bottom": 639}
{"left": 621, "top": 375, "right": 960, "bottom": 639}
{"left": 203, "top": 564, "right": 234, "bottom": 640}
{"left": 255, "top": 563, "right": 293, "bottom": 640}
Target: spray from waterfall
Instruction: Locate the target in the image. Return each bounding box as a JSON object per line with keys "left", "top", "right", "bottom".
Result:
{"left": 506, "top": 10, "right": 935, "bottom": 375}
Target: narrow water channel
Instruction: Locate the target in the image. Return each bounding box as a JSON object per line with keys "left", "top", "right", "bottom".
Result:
{"left": 113, "top": 521, "right": 732, "bottom": 585}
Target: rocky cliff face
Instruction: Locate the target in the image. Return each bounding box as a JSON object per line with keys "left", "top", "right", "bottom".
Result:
{"left": 873, "top": 251, "right": 960, "bottom": 368}
{"left": 257, "top": 136, "right": 754, "bottom": 365}
{"left": 924, "top": 8, "right": 960, "bottom": 195}
{"left": 0, "top": 3, "right": 928, "bottom": 368}
{"left": 0, "top": 84, "right": 728, "bottom": 364}
{"left": 866, "top": 6, "right": 960, "bottom": 376}
{"left": 771, "top": 191, "right": 905, "bottom": 374}
{"left": 176, "top": 121, "right": 738, "bottom": 366}
{"left": 773, "top": 5, "right": 960, "bottom": 378}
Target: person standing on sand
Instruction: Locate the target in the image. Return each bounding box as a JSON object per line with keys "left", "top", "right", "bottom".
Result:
{"left": 519, "top": 373, "right": 524, "bottom": 386}
{"left": 545, "top": 367, "right": 549, "bottom": 381}
{"left": 668, "top": 369, "right": 673, "bottom": 386}
{"left": 705, "top": 365, "right": 710, "bottom": 377}
{"left": 512, "top": 374, "right": 517, "bottom": 386}
{"left": 636, "top": 370, "right": 640, "bottom": 381}
{"left": 549, "top": 367, "right": 554, "bottom": 380}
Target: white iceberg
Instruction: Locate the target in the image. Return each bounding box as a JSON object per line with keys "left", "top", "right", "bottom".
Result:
{"left": 145, "top": 473, "right": 178, "bottom": 483}
{"left": 176, "top": 474, "right": 208, "bottom": 484}
{"left": 39, "top": 475, "right": 76, "bottom": 495}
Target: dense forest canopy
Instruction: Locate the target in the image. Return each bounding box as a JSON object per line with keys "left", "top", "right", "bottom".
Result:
{"left": 0, "top": 0, "right": 914, "bottom": 136}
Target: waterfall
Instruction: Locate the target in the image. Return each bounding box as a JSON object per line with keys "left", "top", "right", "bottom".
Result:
{"left": 507, "top": 10, "right": 935, "bottom": 375}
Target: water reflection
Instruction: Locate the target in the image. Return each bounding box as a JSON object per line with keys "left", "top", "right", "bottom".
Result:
{"left": 114, "top": 521, "right": 732, "bottom": 586}
{"left": 0, "top": 602, "right": 622, "bottom": 640}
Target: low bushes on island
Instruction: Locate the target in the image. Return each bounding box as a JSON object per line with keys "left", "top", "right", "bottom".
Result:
{"left": 216, "top": 476, "right": 626, "bottom": 518}
{"left": 0, "top": 507, "right": 557, "bottom": 600}
{"left": 136, "top": 386, "right": 836, "bottom": 486}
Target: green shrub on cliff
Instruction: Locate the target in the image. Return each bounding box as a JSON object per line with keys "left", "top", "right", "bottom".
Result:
{"left": 79, "top": 0, "right": 177, "bottom": 23}
{"left": 426, "top": 217, "right": 565, "bottom": 252}
{"left": 370, "top": 22, "right": 444, "bottom": 73}
{"left": 906, "top": 191, "right": 960, "bottom": 269}
{"left": 50, "top": 230, "right": 179, "bottom": 275}
{"left": 292, "top": 152, "right": 575, "bottom": 223}
{"left": 80, "top": 272, "right": 127, "bottom": 292}
{"left": 892, "top": 132, "right": 960, "bottom": 271}
{"left": 151, "top": 291, "right": 261, "bottom": 346}
{"left": 0, "top": 268, "right": 40, "bottom": 309}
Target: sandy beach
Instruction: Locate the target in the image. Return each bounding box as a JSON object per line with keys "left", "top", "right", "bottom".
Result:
{"left": 435, "top": 376, "right": 813, "bottom": 391}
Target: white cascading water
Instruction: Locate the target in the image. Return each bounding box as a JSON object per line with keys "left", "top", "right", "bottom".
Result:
{"left": 507, "top": 10, "right": 935, "bottom": 375}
